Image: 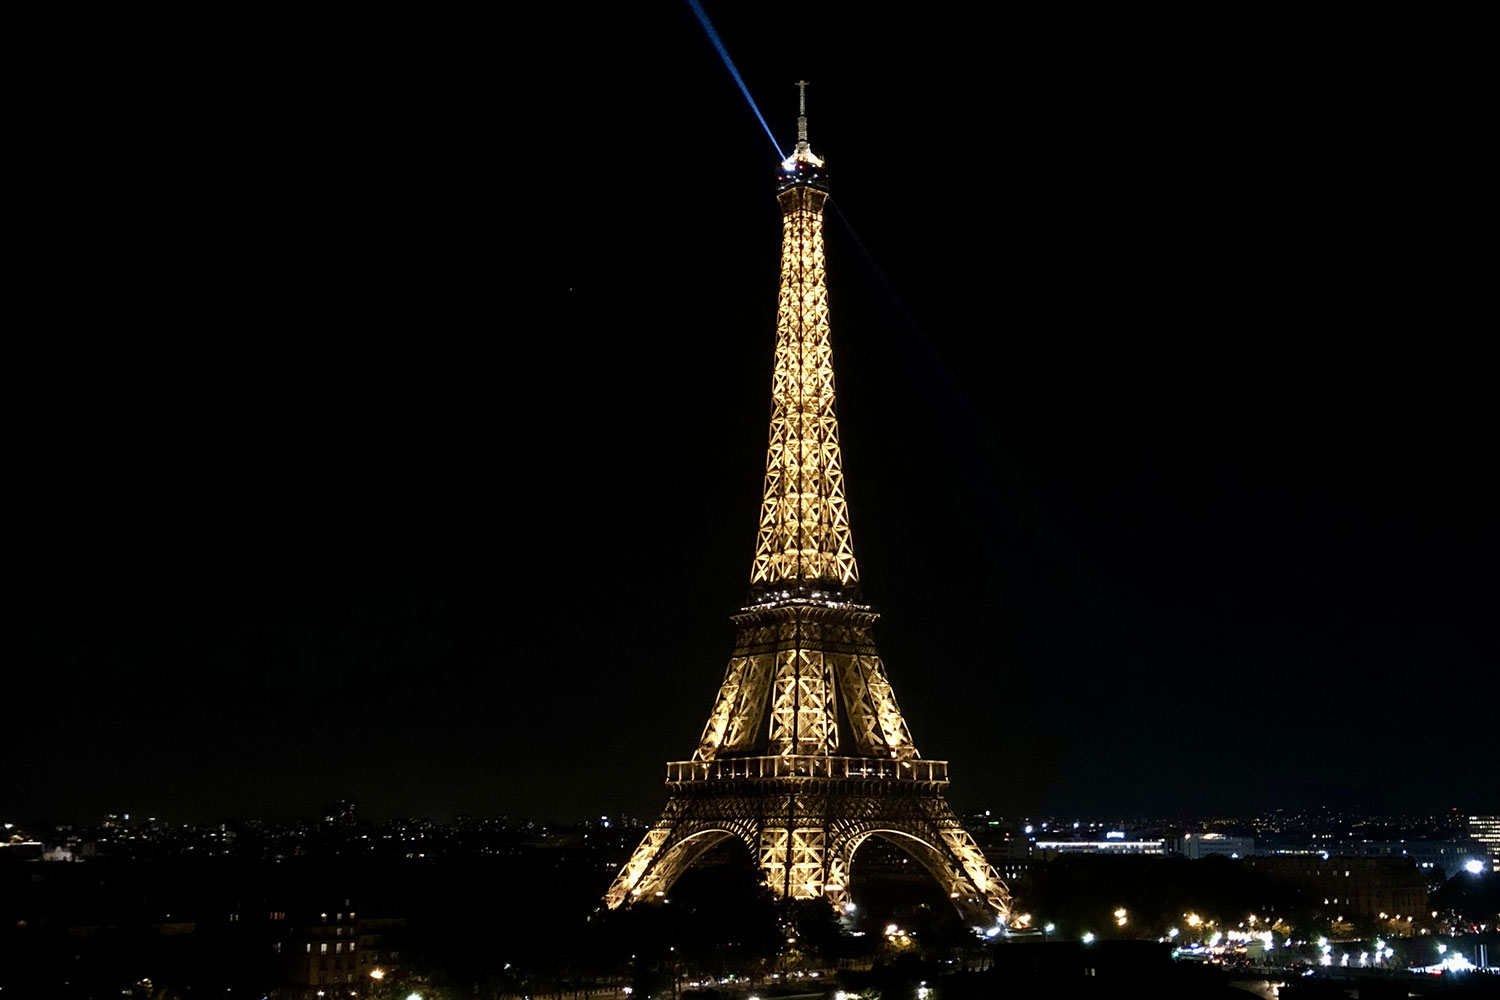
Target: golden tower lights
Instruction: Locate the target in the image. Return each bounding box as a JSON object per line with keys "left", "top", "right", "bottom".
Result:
{"left": 604, "top": 84, "right": 1010, "bottom": 926}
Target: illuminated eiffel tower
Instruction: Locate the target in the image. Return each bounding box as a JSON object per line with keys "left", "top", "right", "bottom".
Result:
{"left": 604, "top": 83, "right": 1010, "bottom": 927}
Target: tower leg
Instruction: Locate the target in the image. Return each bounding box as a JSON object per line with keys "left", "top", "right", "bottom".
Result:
{"left": 605, "top": 801, "right": 758, "bottom": 908}
{"left": 826, "top": 800, "right": 1011, "bottom": 927}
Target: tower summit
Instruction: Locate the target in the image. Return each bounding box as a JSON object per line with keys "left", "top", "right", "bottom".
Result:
{"left": 604, "top": 84, "right": 1010, "bottom": 926}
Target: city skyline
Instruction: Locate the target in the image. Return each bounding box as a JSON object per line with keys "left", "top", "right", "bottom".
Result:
{"left": 5, "top": 6, "right": 1492, "bottom": 828}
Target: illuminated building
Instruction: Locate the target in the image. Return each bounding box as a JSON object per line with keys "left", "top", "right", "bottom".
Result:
{"left": 279, "top": 909, "right": 363, "bottom": 988}
{"left": 603, "top": 84, "right": 1009, "bottom": 924}
{"left": 276, "top": 907, "right": 408, "bottom": 989}
{"left": 1171, "top": 832, "right": 1255, "bottom": 859}
{"left": 1323, "top": 838, "right": 1484, "bottom": 878}
{"left": 1034, "top": 839, "right": 1167, "bottom": 856}
{"left": 1470, "top": 815, "right": 1500, "bottom": 873}
{"left": 321, "top": 798, "right": 357, "bottom": 828}
{"left": 0, "top": 835, "right": 44, "bottom": 861}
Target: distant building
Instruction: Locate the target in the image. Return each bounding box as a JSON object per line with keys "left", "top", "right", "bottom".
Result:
{"left": 1243, "top": 855, "right": 1427, "bottom": 920}
{"left": 322, "top": 799, "right": 357, "bottom": 827}
{"left": 967, "top": 820, "right": 1035, "bottom": 887}
{"left": 1340, "top": 840, "right": 1484, "bottom": 878}
{"left": 0, "top": 836, "right": 44, "bottom": 862}
{"left": 1034, "top": 839, "right": 1165, "bottom": 856}
{"left": 1170, "top": 833, "right": 1254, "bottom": 859}
{"left": 1469, "top": 816, "right": 1500, "bottom": 873}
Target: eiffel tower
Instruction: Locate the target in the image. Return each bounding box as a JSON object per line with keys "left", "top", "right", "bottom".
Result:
{"left": 603, "top": 83, "right": 1010, "bottom": 928}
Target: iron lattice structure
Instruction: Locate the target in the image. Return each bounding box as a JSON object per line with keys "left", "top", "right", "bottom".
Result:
{"left": 604, "top": 86, "right": 1010, "bottom": 927}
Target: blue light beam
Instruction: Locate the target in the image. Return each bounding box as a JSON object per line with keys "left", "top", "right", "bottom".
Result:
{"left": 685, "top": 0, "right": 786, "bottom": 161}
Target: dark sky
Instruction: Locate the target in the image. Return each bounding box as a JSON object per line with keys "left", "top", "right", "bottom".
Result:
{"left": 6, "top": 7, "right": 1492, "bottom": 826}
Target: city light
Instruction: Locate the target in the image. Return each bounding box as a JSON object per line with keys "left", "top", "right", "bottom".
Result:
{"left": 1082, "top": 932, "right": 1095, "bottom": 943}
{"left": 1465, "top": 859, "right": 1485, "bottom": 874}
{"left": 370, "top": 969, "right": 385, "bottom": 980}
{"left": 1044, "top": 923, "right": 1056, "bottom": 934}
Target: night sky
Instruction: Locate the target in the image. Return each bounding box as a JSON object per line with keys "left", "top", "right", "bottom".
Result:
{"left": 6, "top": 7, "right": 1492, "bottom": 825}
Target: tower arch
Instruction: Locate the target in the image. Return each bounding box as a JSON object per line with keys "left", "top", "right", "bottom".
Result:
{"left": 607, "top": 822, "right": 760, "bottom": 907}
{"left": 832, "top": 826, "right": 1006, "bottom": 926}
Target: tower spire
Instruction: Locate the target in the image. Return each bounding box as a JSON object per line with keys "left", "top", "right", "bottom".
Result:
{"left": 796, "top": 79, "right": 809, "bottom": 145}
{"left": 781, "top": 80, "right": 824, "bottom": 171}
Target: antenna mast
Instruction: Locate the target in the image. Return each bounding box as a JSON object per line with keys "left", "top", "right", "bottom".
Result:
{"left": 795, "top": 80, "right": 810, "bottom": 148}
